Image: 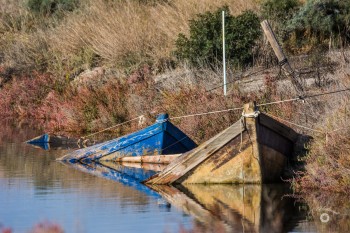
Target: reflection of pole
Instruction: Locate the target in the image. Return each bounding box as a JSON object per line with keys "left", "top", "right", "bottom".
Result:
{"left": 222, "top": 11, "right": 227, "bottom": 96}
{"left": 260, "top": 20, "right": 304, "bottom": 93}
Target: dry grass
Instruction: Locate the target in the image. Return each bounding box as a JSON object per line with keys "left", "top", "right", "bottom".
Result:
{"left": 288, "top": 51, "right": 350, "bottom": 194}
{"left": 0, "top": 0, "right": 260, "bottom": 84}
{"left": 48, "top": 0, "right": 259, "bottom": 70}
{"left": 293, "top": 95, "right": 350, "bottom": 194}
{"left": 33, "top": 70, "right": 246, "bottom": 143}
{"left": 0, "top": 0, "right": 27, "bottom": 18}
{"left": 0, "top": 1, "right": 56, "bottom": 76}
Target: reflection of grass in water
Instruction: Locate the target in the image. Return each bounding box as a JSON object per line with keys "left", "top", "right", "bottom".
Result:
{"left": 0, "top": 120, "right": 43, "bottom": 144}
{"left": 0, "top": 142, "right": 152, "bottom": 207}
{"left": 1, "top": 221, "right": 63, "bottom": 233}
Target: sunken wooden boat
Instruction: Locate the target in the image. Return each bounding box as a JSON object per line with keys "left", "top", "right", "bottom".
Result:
{"left": 145, "top": 103, "right": 299, "bottom": 184}
{"left": 57, "top": 114, "right": 196, "bottom": 163}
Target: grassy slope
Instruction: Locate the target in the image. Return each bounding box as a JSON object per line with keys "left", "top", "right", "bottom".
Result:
{"left": 0, "top": 0, "right": 259, "bottom": 76}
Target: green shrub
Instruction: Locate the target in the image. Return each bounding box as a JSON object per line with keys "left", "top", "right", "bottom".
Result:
{"left": 27, "top": 0, "right": 79, "bottom": 15}
{"left": 174, "top": 6, "right": 261, "bottom": 68}
{"left": 261, "top": 0, "right": 300, "bottom": 40}
{"left": 261, "top": 0, "right": 300, "bottom": 24}
{"left": 286, "top": 0, "right": 350, "bottom": 51}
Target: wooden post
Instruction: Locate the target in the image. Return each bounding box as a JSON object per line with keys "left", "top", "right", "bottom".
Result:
{"left": 260, "top": 20, "right": 304, "bottom": 93}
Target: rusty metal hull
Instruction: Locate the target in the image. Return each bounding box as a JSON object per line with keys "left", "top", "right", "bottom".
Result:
{"left": 145, "top": 105, "right": 298, "bottom": 184}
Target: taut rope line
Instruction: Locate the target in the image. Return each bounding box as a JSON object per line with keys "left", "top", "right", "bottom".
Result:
{"left": 170, "top": 107, "right": 244, "bottom": 120}
{"left": 79, "top": 86, "right": 350, "bottom": 140}
{"left": 264, "top": 112, "right": 346, "bottom": 135}
{"left": 82, "top": 115, "right": 144, "bottom": 139}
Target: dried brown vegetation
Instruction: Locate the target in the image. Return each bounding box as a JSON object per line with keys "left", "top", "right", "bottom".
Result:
{"left": 49, "top": 0, "right": 258, "bottom": 67}
{"left": 0, "top": 0, "right": 259, "bottom": 78}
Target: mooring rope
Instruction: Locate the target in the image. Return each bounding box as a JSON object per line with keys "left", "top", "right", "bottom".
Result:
{"left": 303, "top": 87, "right": 350, "bottom": 99}
{"left": 264, "top": 113, "right": 324, "bottom": 133}
{"left": 170, "top": 107, "right": 244, "bottom": 120}
{"left": 206, "top": 66, "right": 274, "bottom": 93}
{"left": 257, "top": 97, "right": 302, "bottom": 107}
{"left": 79, "top": 86, "right": 350, "bottom": 142}
{"left": 254, "top": 87, "right": 350, "bottom": 107}
{"left": 264, "top": 112, "right": 346, "bottom": 135}
{"left": 81, "top": 115, "right": 144, "bottom": 139}
{"left": 168, "top": 86, "right": 350, "bottom": 121}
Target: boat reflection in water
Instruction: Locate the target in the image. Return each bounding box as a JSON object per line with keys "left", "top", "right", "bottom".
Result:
{"left": 59, "top": 161, "right": 165, "bottom": 199}
{"left": 61, "top": 160, "right": 307, "bottom": 233}
{"left": 151, "top": 184, "right": 303, "bottom": 233}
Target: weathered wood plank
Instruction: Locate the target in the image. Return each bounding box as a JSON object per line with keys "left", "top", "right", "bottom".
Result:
{"left": 145, "top": 120, "right": 244, "bottom": 184}
{"left": 100, "top": 161, "right": 167, "bottom": 172}
{"left": 107, "top": 154, "right": 181, "bottom": 164}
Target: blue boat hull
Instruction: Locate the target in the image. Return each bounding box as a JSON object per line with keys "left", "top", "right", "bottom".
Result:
{"left": 58, "top": 114, "right": 196, "bottom": 163}
{"left": 26, "top": 134, "right": 80, "bottom": 150}
{"left": 26, "top": 134, "right": 50, "bottom": 143}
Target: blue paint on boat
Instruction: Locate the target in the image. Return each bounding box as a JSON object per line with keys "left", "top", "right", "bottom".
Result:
{"left": 59, "top": 114, "right": 196, "bottom": 162}
{"left": 26, "top": 134, "right": 50, "bottom": 144}
{"left": 26, "top": 134, "right": 50, "bottom": 150}
{"left": 101, "top": 163, "right": 158, "bottom": 182}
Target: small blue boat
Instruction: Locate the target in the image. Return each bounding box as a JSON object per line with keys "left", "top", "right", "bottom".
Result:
{"left": 26, "top": 134, "right": 50, "bottom": 143}
{"left": 57, "top": 114, "right": 196, "bottom": 163}
{"left": 26, "top": 134, "right": 80, "bottom": 150}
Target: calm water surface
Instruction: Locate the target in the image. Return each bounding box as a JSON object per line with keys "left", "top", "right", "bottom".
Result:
{"left": 0, "top": 122, "right": 349, "bottom": 233}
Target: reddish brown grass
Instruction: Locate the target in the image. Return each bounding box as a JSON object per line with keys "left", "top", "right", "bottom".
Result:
{"left": 0, "top": 72, "right": 52, "bottom": 119}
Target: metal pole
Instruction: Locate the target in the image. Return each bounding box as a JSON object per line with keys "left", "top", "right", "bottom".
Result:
{"left": 222, "top": 11, "right": 227, "bottom": 96}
